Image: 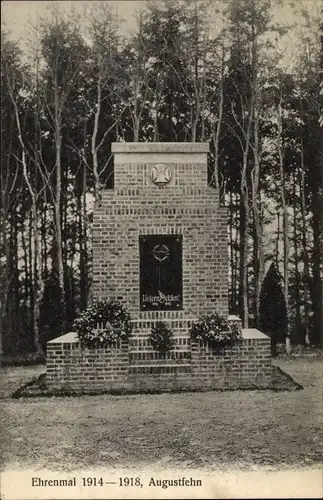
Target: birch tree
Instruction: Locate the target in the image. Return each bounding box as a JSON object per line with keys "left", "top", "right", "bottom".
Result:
{"left": 2, "top": 33, "right": 46, "bottom": 353}
{"left": 81, "top": 2, "right": 125, "bottom": 198}
{"left": 225, "top": 0, "right": 268, "bottom": 327}
{"left": 37, "top": 9, "right": 87, "bottom": 326}
{"left": 0, "top": 32, "right": 23, "bottom": 357}
{"left": 276, "top": 77, "right": 291, "bottom": 354}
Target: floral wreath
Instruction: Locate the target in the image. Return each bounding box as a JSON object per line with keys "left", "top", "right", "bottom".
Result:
{"left": 73, "top": 299, "right": 133, "bottom": 348}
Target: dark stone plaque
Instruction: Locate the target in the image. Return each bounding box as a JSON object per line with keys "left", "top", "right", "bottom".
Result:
{"left": 139, "top": 235, "right": 183, "bottom": 311}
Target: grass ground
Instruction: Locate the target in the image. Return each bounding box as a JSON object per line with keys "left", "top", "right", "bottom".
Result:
{"left": 0, "top": 365, "right": 45, "bottom": 399}
{"left": 0, "top": 357, "right": 322, "bottom": 473}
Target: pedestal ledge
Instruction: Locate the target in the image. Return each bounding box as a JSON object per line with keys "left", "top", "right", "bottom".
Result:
{"left": 47, "top": 332, "right": 78, "bottom": 344}
{"left": 242, "top": 328, "right": 269, "bottom": 340}
{"left": 111, "top": 142, "right": 209, "bottom": 154}
{"left": 228, "top": 314, "right": 241, "bottom": 322}
{"left": 46, "top": 328, "right": 272, "bottom": 392}
{"left": 48, "top": 328, "right": 270, "bottom": 344}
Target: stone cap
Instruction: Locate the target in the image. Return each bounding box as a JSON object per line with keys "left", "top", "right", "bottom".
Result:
{"left": 47, "top": 332, "right": 78, "bottom": 344}
{"left": 242, "top": 328, "right": 269, "bottom": 340}
{"left": 111, "top": 142, "right": 209, "bottom": 154}
{"left": 228, "top": 315, "right": 241, "bottom": 322}
{"left": 47, "top": 328, "right": 270, "bottom": 344}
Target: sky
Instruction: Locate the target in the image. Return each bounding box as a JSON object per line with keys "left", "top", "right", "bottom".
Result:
{"left": 2, "top": 1, "right": 141, "bottom": 39}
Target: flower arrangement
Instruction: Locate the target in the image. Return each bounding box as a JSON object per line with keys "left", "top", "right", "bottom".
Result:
{"left": 189, "top": 313, "right": 242, "bottom": 352}
{"left": 73, "top": 299, "right": 133, "bottom": 348}
{"left": 148, "top": 321, "right": 175, "bottom": 354}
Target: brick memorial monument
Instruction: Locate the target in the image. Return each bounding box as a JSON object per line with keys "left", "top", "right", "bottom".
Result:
{"left": 47, "top": 142, "right": 272, "bottom": 392}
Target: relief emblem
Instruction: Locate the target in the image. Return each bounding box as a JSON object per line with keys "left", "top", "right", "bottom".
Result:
{"left": 151, "top": 164, "right": 172, "bottom": 186}
{"left": 152, "top": 244, "right": 170, "bottom": 262}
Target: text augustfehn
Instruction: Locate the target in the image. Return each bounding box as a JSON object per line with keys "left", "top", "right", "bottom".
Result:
{"left": 149, "top": 477, "right": 202, "bottom": 488}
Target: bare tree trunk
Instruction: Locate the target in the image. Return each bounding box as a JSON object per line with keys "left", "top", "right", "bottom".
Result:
{"left": 275, "top": 211, "right": 280, "bottom": 268}
{"left": 54, "top": 84, "right": 65, "bottom": 332}
{"left": 41, "top": 201, "right": 48, "bottom": 276}
{"left": 229, "top": 191, "right": 234, "bottom": 312}
{"left": 299, "top": 139, "right": 311, "bottom": 345}
{"left": 91, "top": 72, "right": 101, "bottom": 200}
{"left": 0, "top": 115, "right": 19, "bottom": 361}
{"left": 10, "top": 90, "right": 44, "bottom": 353}
{"left": 0, "top": 224, "right": 10, "bottom": 362}
{"left": 293, "top": 172, "right": 301, "bottom": 341}
{"left": 78, "top": 160, "right": 88, "bottom": 310}
{"left": 241, "top": 152, "right": 250, "bottom": 328}
{"left": 192, "top": 102, "right": 198, "bottom": 142}
{"left": 230, "top": 23, "right": 257, "bottom": 328}
{"left": 310, "top": 162, "right": 323, "bottom": 348}
{"left": 277, "top": 88, "right": 291, "bottom": 355}
{"left": 21, "top": 219, "right": 28, "bottom": 321}
{"left": 82, "top": 152, "right": 88, "bottom": 307}
{"left": 153, "top": 75, "right": 160, "bottom": 142}
{"left": 212, "top": 42, "right": 224, "bottom": 190}
{"left": 132, "top": 77, "right": 141, "bottom": 141}
{"left": 200, "top": 74, "right": 207, "bottom": 141}
{"left": 31, "top": 200, "right": 44, "bottom": 353}
{"left": 251, "top": 91, "right": 264, "bottom": 325}
{"left": 234, "top": 193, "right": 239, "bottom": 313}
{"left": 212, "top": 79, "right": 223, "bottom": 190}
{"left": 28, "top": 210, "right": 34, "bottom": 342}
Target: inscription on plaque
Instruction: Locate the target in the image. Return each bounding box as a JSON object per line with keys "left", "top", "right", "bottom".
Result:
{"left": 140, "top": 235, "right": 182, "bottom": 311}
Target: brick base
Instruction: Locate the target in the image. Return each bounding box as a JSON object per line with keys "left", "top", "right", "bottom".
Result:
{"left": 47, "top": 329, "right": 272, "bottom": 393}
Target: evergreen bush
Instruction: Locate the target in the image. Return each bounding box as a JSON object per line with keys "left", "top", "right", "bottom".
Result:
{"left": 148, "top": 322, "right": 175, "bottom": 354}
{"left": 39, "top": 271, "right": 65, "bottom": 348}
{"left": 259, "top": 263, "right": 288, "bottom": 356}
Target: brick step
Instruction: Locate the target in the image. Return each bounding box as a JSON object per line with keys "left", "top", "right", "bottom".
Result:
{"left": 129, "top": 334, "right": 191, "bottom": 339}
{"left": 129, "top": 338, "right": 190, "bottom": 348}
{"left": 129, "top": 359, "right": 191, "bottom": 366}
{"left": 128, "top": 348, "right": 191, "bottom": 353}
{"left": 131, "top": 318, "right": 197, "bottom": 325}
{"left": 129, "top": 364, "right": 191, "bottom": 375}
{"left": 129, "top": 349, "right": 191, "bottom": 354}
{"left": 129, "top": 351, "right": 191, "bottom": 364}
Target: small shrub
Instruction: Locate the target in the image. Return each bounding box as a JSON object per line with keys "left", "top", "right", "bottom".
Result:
{"left": 189, "top": 313, "right": 242, "bottom": 352}
{"left": 148, "top": 322, "right": 175, "bottom": 353}
{"left": 73, "top": 299, "right": 133, "bottom": 348}
{"left": 259, "top": 263, "right": 288, "bottom": 356}
{"left": 39, "top": 270, "right": 65, "bottom": 347}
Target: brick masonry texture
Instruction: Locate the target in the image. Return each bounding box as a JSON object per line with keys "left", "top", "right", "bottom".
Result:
{"left": 47, "top": 142, "right": 272, "bottom": 392}
{"left": 93, "top": 143, "right": 228, "bottom": 322}
{"left": 46, "top": 335, "right": 272, "bottom": 392}
{"left": 46, "top": 340, "right": 129, "bottom": 391}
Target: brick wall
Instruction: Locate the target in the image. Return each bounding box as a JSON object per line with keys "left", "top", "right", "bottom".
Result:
{"left": 46, "top": 334, "right": 129, "bottom": 391}
{"left": 46, "top": 143, "right": 272, "bottom": 393}
{"left": 47, "top": 331, "right": 272, "bottom": 392}
{"left": 191, "top": 338, "right": 272, "bottom": 389}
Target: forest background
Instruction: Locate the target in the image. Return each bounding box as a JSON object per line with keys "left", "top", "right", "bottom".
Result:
{"left": 1, "top": 0, "right": 322, "bottom": 356}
